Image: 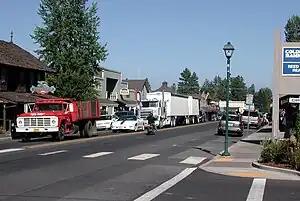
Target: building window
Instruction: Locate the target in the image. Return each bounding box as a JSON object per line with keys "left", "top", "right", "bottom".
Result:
{"left": 1, "top": 68, "right": 7, "bottom": 82}
{"left": 94, "top": 76, "right": 102, "bottom": 91}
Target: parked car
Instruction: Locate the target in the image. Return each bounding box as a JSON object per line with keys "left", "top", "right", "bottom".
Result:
{"left": 217, "top": 114, "right": 243, "bottom": 136}
{"left": 241, "top": 110, "right": 262, "bottom": 129}
{"left": 95, "top": 115, "right": 117, "bottom": 130}
{"left": 111, "top": 115, "right": 144, "bottom": 133}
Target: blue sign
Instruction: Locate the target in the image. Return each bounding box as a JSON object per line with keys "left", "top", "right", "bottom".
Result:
{"left": 282, "top": 47, "right": 300, "bottom": 76}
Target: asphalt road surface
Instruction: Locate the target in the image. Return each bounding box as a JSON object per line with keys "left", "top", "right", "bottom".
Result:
{"left": 0, "top": 122, "right": 295, "bottom": 201}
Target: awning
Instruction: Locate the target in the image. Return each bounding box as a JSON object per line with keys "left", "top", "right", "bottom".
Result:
{"left": 116, "top": 98, "right": 137, "bottom": 107}
{"left": 99, "top": 98, "right": 118, "bottom": 107}
{"left": 201, "top": 106, "right": 218, "bottom": 113}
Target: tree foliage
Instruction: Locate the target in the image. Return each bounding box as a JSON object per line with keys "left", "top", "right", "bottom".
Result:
{"left": 200, "top": 75, "right": 247, "bottom": 101}
{"left": 247, "top": 84, "right": 255, "bottom": 95}
{"left": 31, "top": 0, "right": 108, "bottom": 100}
{"left": 177, "top": 68, "right": 200, "bottom": 95}
{"left": 285, "top": 15, "right": 300, "bottom": 42}
{"left": 254, "top": 87, "right": 272, "bottom": 113}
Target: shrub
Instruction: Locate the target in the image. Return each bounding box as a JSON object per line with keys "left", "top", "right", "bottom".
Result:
{"left": 291, "top": 144, "right": 300, "bottom": 171}
{"left": 295, "top": 111, "right": 300, "bottom": 142}
{"left": 260, "top": 140, "right": 292, "bottom": 164}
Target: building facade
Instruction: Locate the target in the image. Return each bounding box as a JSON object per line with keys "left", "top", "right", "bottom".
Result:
{"left": 0, "top": 40, "right": 56, "bottom": 132}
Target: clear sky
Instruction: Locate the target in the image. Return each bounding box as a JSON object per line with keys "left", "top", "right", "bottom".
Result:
{"left": 0, "top": 0, "right": 299, "bottom": 90}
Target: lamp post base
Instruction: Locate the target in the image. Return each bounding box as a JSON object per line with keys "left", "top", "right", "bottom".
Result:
{"left": 221, "top": 151, "right": 231, "bottom": 156}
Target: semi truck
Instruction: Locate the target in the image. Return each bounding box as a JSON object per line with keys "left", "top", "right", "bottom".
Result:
{"left": 140, "top": 91, "right": 200, "bottom": 128}
{"left": 12, "top": 98, "right": 102, "bottom": 141}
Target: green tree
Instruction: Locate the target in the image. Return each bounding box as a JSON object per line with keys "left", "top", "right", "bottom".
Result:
{"left": 254, "top": 87, "right": 272, "bottom": 113}
{"left": 248, "top": 84, "right": 256, "bottom": 94}
{"left": 285, "top": 15, "right": 300, "bottom": 42}
{"left": 31, "top": 0, "right": 108, "bottom": 100}
{"left": 177, "top": 68, "right": 200, "bottom": 95}
{"left": 230, "top": 75, "right": 247, "bottom": 101}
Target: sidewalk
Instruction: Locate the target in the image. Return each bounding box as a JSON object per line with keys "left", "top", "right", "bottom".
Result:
{"left": 199, "top": 125, "right": 300, "bottom": 180}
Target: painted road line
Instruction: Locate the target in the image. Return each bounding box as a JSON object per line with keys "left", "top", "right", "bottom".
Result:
{"left": 0, "top": 148, "right": 25, "bottom": 154}
{"left": 246, "top": 178, "right": 266, "bottom": 201}
{"left": 230, "top": 172, "right": 271, "bottom": 178}
{"left": 38, "top": 150, "right": 68, "bottom": 156}
{"left": 214, "top": 157, "right": 233, "bottom": 162}
{"left": 180, "top": 156, "right": 206, "bottom": 165}
{"left": 83, "top": 151, "right": 114, "bottom": 158}
{"left": 128, "top": 153, "right": 160, "bottom": 161}
{"left": 25, "top": 122, "right": 217, "bottom": 150}
{"left": 134, "top": 167, "right": 197, "bottom": 201}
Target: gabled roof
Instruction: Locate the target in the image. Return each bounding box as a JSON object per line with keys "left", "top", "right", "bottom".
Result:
{"left": 153, "top": 81, "right": 173, "bottom": 93}
{"left": 122, "top": 78, "right": 151, "bottom": 92}
{"left": 0, "top": 40, "right": 54, "bottom": 72}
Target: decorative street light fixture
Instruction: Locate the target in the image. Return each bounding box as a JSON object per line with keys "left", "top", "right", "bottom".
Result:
{"left": 222, "top": 42, "right": 235, "bottom": 156}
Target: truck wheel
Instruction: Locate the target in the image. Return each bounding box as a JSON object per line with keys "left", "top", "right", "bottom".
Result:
{"left": 56, "top": 123, "right": 65, "bottom": 141}
{"left": 84, "top": 121, "right": 93, "bottom": 138}
{"left": 21, "top": 134, "right": 30, "bottom": 142}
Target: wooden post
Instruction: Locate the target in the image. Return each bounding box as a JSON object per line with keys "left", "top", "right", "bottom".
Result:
{"left": 3, "top": 104, "right": 6, "bottom": 133}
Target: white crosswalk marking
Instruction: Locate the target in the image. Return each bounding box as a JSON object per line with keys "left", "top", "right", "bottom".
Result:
{"left": 246, "top": 178, "right": 266, "bottom": 201}
{"left": 83, "top": 152, "right": 113, "bottom": 158}
{"left": 39, "top": 150, "right": 67, "bottom": 156}
{"left": 0, "top": 148, "right": 25, "bottom": 154}
{"left": 128, "top": 153, "right": 160, "bottom": 161}
{"left": 180, "top": 156, "right": 206, "bottom": 165}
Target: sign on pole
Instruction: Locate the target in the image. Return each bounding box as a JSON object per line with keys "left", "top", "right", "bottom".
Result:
{"left": 246, "top": 94, "right": 254, "bottom": 105}
{"left": 282, "top": 47, "right": 300, "bottom": 76}
{"left": 245, "top": 94, "right": 254, "bottom": 135}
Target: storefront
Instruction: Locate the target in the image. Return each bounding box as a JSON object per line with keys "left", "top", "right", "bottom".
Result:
{"left": 273, "top": 29, "right": 300, "bottom": 138}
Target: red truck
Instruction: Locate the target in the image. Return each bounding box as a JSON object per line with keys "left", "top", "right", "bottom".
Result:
{"left": 13, "top": 98, "right": 101, "bottom": 141}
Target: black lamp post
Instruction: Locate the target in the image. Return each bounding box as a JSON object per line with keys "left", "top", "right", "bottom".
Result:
{"left": 222, "top": 42, "right": 235, "bottom": 156}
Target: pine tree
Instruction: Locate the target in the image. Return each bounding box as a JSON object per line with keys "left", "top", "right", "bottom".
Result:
{"left": 31, "top": 0, "right": 108, "bottom": 100}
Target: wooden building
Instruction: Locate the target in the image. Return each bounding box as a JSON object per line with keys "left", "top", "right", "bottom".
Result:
{"left": 0, "top": 40, "right": 56, "bottom": 132}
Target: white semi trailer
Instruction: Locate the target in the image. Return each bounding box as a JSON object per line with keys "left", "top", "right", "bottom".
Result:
{"left": 140, "top": 91, "right": 200, "bottom": 128}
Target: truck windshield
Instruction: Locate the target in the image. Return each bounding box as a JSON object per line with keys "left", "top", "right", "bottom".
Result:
{"left": 142, "top": 101, "right": 158, "bottom": 107}
{"left": 35, "top": 103, "right": 63, "bottom": 111}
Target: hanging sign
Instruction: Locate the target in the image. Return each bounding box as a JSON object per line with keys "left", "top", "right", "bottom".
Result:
{"left": 30, "top": 81, "right": 56, "bottom": 95}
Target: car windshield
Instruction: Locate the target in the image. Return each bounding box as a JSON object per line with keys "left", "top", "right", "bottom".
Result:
{"left": 221, "top": 115, "right": 240, "bottom": 121}
{"left": 118, "top": 115, "right": 137, "bottom": 121}
{"left": 242, "top": 111, "right": 259, "bottom": 117}
{"left": 99, "top": 115, "right": 112, "bottom": 120}
{"left": 35, "top": 103, "right": 63, "bottom": 111}
{"left": 115, "top": 111, "right": 134, "bottom": 118}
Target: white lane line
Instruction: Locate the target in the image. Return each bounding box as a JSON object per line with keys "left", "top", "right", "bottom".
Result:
{"left": 39, "top": 150, "right": 67, "bottom": 156}
{"left": 180, "top": 156, "right": 206, "bottom": 165}
{"left": 83, "top": 151, "right": 113, "bottom": 158}
{"left": 128, "top": 153, "right": 160, "bottom": 161}
{"left": 0, "top": 148, "right": 25, "bottom": 154}
{"left": 134, "top": 167, "right": 197, "bottom": 201}
{"left": 246, "top": 178, "right": 266, "bottom": 201}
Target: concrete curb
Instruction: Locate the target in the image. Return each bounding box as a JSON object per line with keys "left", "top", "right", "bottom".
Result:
{"left": 252, "top": 161, "right": 300, "bottom": 176}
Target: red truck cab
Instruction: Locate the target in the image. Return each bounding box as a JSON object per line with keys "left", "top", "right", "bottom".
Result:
{"left": 13, "top": 98, "right": 101, "bottom": 141}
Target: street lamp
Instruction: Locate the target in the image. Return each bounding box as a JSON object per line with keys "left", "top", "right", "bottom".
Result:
{"left": 222, "top": 42, "right": 235, "bottom": 156}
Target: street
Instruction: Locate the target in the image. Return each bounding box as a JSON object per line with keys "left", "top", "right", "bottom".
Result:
{"left": 0, "top": 122, "right": 297, "bottom": 201}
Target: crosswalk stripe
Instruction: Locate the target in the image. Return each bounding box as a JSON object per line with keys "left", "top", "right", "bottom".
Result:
{"left": 39, "top": 150, "right": 67, "bottom": 156}
{"left": 128, "top": 153, "right": 160, "bottom": 161}
{"left": 180, "top": 156, "right": 206, "bottom": 165}
{"left": 83, "top": 152, "right": 113, "bottom": 158}
{"left": 246, "top": 178, "right": 266, "bottom": 201}
{"left": 0, "top": 148, "right": 25, "bottom": 154}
